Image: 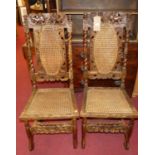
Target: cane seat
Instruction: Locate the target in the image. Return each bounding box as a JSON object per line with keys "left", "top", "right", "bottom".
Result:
{"left": 80, "top": 87, "right": 137, "bottom": 118}
{"left": 20, "top": 88, "right": 78, "bottom": 120}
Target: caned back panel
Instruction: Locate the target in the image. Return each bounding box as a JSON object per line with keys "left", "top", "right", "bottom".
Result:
{"left": 93, "top": 23, "right": 118, "bottom": 74}
{"left": 33, "top": 25, "right": 68, "bottom": 80}
{"left": 39, "top": 26, "right": 65, "bottom": 76}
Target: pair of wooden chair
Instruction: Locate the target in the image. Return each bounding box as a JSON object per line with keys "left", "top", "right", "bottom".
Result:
{"left": 19, "top": 12, "right": 138, "bottom": 151}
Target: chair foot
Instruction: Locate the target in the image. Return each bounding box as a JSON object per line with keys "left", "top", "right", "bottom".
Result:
{"left": 24, "top": 122, "right": 34, "bottom": 151}
{"left": 123, "top": 120, "right": 134, "bottom": 150}
{"left": 81, "top": 118, "right": 86, "bottom": 149}
{"left": 82, "top": 138, "right": 85, "bottom": 149}
{"left": 72, "top": 118, "right": 78, "bottom": 149}
{"left": 123, "top": 142, "right": 129, "bottom": 150}
{"left": 28, "top": 141, "right": 34, "bottom": 151}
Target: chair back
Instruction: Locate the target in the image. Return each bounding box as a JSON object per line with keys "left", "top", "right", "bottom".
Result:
{"left": 83, "top": 12, "right": 129, "bottom": 87}
{"left": 24, "top": 13, "right": 73, "bottom": 88}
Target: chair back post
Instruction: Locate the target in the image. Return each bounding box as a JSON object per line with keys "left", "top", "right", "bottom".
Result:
{"left": 56, "top": 0, "right": 60, "bottom": 13}
{"left": 121, "top": 14, "right": 129, "bottom": 88}
{"left": 83, "top": 13, "right": 89, "bottom": 88}
{"left": 23, "top": 15, "right": 37, "bottom": 89}
{"left": 67, "top": 15, "right": 74, "bottom": 89}
{"left": 24, "top": 0, "right": 30, "bottom": 14}
{"left": 46, "top": 0, "right": 51, "bottom": 12}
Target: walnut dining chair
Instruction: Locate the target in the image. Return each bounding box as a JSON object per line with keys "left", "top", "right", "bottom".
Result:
{"left": 80, "top": 12, "right": 138, "bottom": 150}
{"left": 19, "top": 13, "right": 79, "bottom": 151}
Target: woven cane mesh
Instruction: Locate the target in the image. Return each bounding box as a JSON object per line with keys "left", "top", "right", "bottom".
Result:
{"left": 20, "top": 88, "right": 78, "bottom": 119}
{"left": 85, "top": 87, "right": 134, "bottom": 115}
{"left": 39, "top": 25, "right": 65, "bottom": 76}
{"left": 93, "top": 23, "right": 118, "bottom": 74}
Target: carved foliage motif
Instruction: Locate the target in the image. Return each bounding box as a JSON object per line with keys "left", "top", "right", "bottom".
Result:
{"left": 30, "top": 121, "right": 73, "bottom": 134}
{"left": 85, "top": 121, "right": 130, "bottom": 134}
{"left": 83, "top": 12, "right": 127, "bottom": 31}
{"left": 86, "top": 123, "right": 125, "bottom": 133}
{"left": 27, "top": 13, "right": 72, "bottom": 30}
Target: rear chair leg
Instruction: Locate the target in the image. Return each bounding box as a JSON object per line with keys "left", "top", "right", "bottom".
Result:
{"left": 124, "top": 120, "right": 134, "bottom": 150}
{"left": 82, "top": 118, "right": 87, "bottom": 149}
{"left": 72, "top": 118, "right": 78, "bottom": 149}
{"left": 24, "top": 122, "right": 34, "bottom": 151}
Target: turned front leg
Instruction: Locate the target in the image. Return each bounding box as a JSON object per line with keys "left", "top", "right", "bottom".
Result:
{"left": 124, "top": 119, "right": 134, "bottom": 150}
{"left": 82, "top": 118, "right": 87, "bottom": 149}
{"left": 72, "top": 118, "right": 78, "bottom": 149}
{"left": 24, "top": 121, "right": 34, "bottom": 151}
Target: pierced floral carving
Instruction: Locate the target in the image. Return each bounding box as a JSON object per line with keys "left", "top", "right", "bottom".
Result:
{"left": 86, "top": 122, "right": 127, "bottom": 133}
{"left": 31, "top": 121, "right": 73, "bottom": 134}
{"left": 83, "top": 12, "right": 127, "bottom": 31}
{"left": 27, "top": 13, "right": 72, "bottom": 31}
